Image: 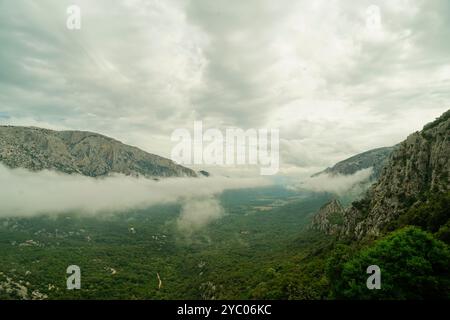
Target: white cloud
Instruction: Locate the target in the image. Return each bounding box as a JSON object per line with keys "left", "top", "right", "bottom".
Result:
{"left": 177, "top": 197, "right": 224, "bottom": 233}
{"left": 0, "top": 0, "right": 449, "bottom": 176}
{"left": 291, "top": 168, "right": 374, "bottom": 196}
{"left": 0, "top": 164, "right": 269, "bottom": 218}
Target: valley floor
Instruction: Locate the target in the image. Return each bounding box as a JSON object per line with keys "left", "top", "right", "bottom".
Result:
{"left": 0, "top": 187, "right": 333, "bottom": 300}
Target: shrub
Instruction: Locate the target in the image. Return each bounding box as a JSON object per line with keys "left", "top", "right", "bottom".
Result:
{"left": 327, "top": 227, "right": 450, "bottom": 299}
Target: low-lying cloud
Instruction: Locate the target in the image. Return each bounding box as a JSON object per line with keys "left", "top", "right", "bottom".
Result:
{"left": 292, "top": 168, "right": 374, "bottom": 196}
{"left": 177, "top": 197, "right": 224, "bottom": 233}
{"left": 0, "top": 165, "right": 269, "bottom": 222}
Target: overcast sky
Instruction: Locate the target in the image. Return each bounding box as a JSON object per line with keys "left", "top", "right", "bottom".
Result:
{"left": 0, "top": 0, "right": 449, "bottom": 177}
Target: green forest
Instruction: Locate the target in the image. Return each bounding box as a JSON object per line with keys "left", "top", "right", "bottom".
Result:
{"left": 1, "top": 186, "right": 448, "bottom": 300}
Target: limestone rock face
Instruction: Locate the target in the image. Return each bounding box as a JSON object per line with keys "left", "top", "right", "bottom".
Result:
{"left": 312, "top": 109, "right": 450, "bottom": 239}
{"left": 311, "top": 199, "right": 345, "bottom": 235}
{"left": 0, "top": 126, "right": 197, "bottom": 178}
{"left": 353, "top": 110, "right": 450, "bottom": 239}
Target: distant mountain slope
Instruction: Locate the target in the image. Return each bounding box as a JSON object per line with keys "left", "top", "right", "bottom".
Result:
{"left": 312, "top": 146, "right": 395, "bottom": 180}
{"left": 0, "top": 126, "right": 197, "bottom": 178}
{"left": 312, "top": 109, "right": 450, "bottom": 240}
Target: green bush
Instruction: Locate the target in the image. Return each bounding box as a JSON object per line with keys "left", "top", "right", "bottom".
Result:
{"left": 327, "top": 227, "right": 450, "bottom": 299}
{"left": 397, "top": 192, "right": 450, "bottom": 237}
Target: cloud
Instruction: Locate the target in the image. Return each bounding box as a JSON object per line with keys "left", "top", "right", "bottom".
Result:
{"left": 0, "top": 0, "right": 449, "bottom": 175}
{"left": 0, "top": 0, "right": 209, "bottom": 157}
{"left": 0, "top": 164, "right": 269, "bottom": 218}
{"left": 177, "top": 196, "right": 224, "bottom": 233}
{"left": 291, "top": 168, "right": 373, "bottom": 196}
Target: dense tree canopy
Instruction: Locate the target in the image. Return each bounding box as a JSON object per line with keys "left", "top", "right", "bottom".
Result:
{"left": 327, "top": 227, "right": 450, "bottom": 299}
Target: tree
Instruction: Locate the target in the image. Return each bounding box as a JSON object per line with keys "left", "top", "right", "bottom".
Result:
{"left": 397, "top": 192, "right": 450, "bottom": 236}
{"left": 328, "top": 227, "right": 450, "bottom": 299}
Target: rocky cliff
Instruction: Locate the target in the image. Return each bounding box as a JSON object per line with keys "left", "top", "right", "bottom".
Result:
{"left": 0, "top": 126, "right": 197, "bottom": 178}
{"left": 311, "top": 199, "right": 345, "bottom": 235}
{"left": 312, "top": 109, "right": 450, "bottom": 240}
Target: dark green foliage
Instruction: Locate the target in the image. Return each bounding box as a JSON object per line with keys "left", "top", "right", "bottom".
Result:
{"left": 436, "top": 221, "right": 450, "bottom": 244}
{"left": 351, "top": 197, "right": 371, "bottom": 218}
{"left": 327, "top": 211, "right": 344, "bottom": 226}
{"left": 327, "top": 227, "right": 450, "bottom": 299}
{"left": 250, "top": 257, "right": 329, "bottom": 300}
{"left": 325, "top": 244, "right": 355, "bottom": 297}
{"left": 396, "top": 192, "right": 450, "bottom": 241}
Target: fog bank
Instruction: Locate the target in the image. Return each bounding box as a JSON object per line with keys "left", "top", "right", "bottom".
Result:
{"left": 291, "top": 168, "right": 373, "bottom": 196}
{"left": 0, "top": 164, "right": 269, "bottom": 218}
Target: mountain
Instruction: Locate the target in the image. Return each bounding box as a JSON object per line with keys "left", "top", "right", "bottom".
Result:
{"left": 312, "top": 109, "right": 450, "bottom": 240}
{"left": 312, "top": 146, "right": 395, "bottom": 180}
{"left": 0, "top": 126, "right": 197, "bottom": 178}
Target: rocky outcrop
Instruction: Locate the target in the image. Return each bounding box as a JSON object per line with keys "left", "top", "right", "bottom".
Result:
{"left": 312, "top": 109, "right": 450, "bottom": 240}
{"left": 311, "top": 199, "right": 345, "bottom": 235}
{"left": 0, "top": 126, "right": 197, "bottom": 178}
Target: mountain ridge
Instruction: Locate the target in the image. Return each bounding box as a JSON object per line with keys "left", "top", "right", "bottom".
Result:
{"left": 0, "top": 125, "right": 197, "bottom": 178}
{"left": 312, "top": 146, "right": 395, "bottom": 180}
